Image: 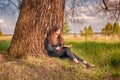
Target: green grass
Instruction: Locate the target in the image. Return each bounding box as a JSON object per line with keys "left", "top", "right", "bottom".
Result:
{"left": 0, "top": 37, "right": 120, "bottom": 80}
{"left": 65, "top": 40, "right": 120, "bottom": 66}
{"left": 64, "top": 39, "right": 120, "bottom": 79}
{"left": 0, "top": 40, "right": 10, "bottom": 53}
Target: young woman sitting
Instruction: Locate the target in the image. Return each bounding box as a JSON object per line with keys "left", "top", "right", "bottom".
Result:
{"left": 45, "top": 26, "right": 94, "bottom": 68}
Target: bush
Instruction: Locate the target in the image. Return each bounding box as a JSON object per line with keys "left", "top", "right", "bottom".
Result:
{"left": 63, "top": 21, "right": 70, "bottom": 35}
{"left": 80, "top": 26, "right": 93, "bottom": 37}
{"left": 0, "top": 29, "right": 3, "bottom": 36}
{"left": 105, "top": 51, "right": 120, "bottom": 68}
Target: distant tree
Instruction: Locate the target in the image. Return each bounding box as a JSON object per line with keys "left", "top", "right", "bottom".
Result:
{"left": 84, "top": 26, "right": 88, "bottom": 37}
{"left": 101, "top": 28, "right": 107, "bottom": 36}
{"left": 79, "top": 30, "right": 84, "bottom": 36}
{"left": 63, "top": 21, "right": 70, "bottom": 35}
{"left": 83, "top": 26, "right": 93, "bottom": 37}
{"left": 118, "top": 27, "right": 120, "bottom": 37}
{"left": 88, "top": 25, "right": 93, "bottom": 36}
{"left": 0, "top": 28, "right": 3, "bottom": 36}
{"left": 104, "top": 22, "right": 112, "bottom": 36}
{"left": 112, "top": 22, "right": 120, "bottom": 35}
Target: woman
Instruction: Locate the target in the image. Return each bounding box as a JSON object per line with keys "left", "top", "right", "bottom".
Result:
{"left": 45, "top": 26, "right": 94, "bottom": 68}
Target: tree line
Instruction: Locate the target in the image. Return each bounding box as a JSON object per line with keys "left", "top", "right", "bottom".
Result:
{"left": 64, "top": 21, "right": 120, "bottom": 37}
{"left": 1, "top": 21, "right": 120, "bottom": 37}
{"left": 101, "top": 22, "right": 120, "bottom": 36}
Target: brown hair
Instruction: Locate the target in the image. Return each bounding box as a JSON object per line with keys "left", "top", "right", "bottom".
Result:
{"left": 49, "top": 26, "right": 64, "bottom": 45}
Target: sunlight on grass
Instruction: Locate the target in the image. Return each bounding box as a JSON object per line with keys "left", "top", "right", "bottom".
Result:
{"left": 64, "top": 36, "right": 120, "bottom": 79}
{"left": 0, "top": 35, "right": 12, "bottom": 53}
{"left": 0, "top": 35, "right": 120, "bottom": 79}
{"left": 0, "top": 35, "right": 12, "bottom": 41}
{"left": 0, "top": 40, "right": 10, "bottom": 52}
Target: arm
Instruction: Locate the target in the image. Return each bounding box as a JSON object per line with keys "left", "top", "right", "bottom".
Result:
{"left": 47, "top": 41, "right": 63, "bottom": 51}
{"left": 46, "top": 38, "right": 56, "bottom": 52}
{"left": 47, "top": 42, "right": 56, "bottom": 52}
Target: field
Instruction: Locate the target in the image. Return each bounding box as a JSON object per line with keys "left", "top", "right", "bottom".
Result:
{"left": 0, "top": 35, "right": 120, "bottom": 80}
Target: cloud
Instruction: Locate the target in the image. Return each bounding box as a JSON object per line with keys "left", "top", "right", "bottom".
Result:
{"left": 0, "top": 19, "right": 4, "bottom": 23}
{"left": 66, "top": 3, "right": 112, "bottom": 33}
{"left": 1, "top": 24, "right": 15, "bottom": 34}
{"left": 0, "top": 16, "right": 16, "bottom": 34}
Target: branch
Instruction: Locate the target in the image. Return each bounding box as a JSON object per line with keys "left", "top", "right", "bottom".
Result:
{"left": 103, "top": 0, "right": 109, "bottom": 10}
{"left": 9, "top": 0, "right": 19, "bottom": 8}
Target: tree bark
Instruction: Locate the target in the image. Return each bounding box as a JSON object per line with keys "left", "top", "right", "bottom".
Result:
{"left": 8, "top": 0, "right": 65, "bottom": 57}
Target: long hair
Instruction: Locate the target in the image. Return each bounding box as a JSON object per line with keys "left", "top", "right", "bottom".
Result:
{"left": 48, "top": 26, "right": 64, "bottom": 45}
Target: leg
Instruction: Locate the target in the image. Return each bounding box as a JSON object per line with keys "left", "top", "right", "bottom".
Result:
{"left": 55, "top": 47, "right": 76, "bottom": 59}
{"left": 59, "top": 47, "right": 94, "bottom": 67}
{"left": 61, "top": 47, "right": 80, "bottom": 64}
{"left": 82, "top": 61, "right": 95, "bottom": 67}
{"left": 55, "top": 47, "right": 79, "bottom": 64}
{"left": 62, "top": 47, "right": 76, "bottom": 60}
{"left": 73, "top": 53, "right": 83, "bottom": 62}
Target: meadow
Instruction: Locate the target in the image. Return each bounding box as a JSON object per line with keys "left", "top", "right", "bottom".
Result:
{"left": 0, "top": 35, "right": 120, "bottom": 80}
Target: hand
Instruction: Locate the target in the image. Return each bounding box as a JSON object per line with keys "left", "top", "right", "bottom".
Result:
{"left": 56, "top": 46, "right": 62, "bottom": 50}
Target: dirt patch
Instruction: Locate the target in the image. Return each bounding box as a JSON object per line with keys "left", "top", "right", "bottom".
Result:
{"left": 0, "top": 55, "right": 119, "bottom": 80}
{"left": 0, "top": 56, "right": 72, "bottom": 80}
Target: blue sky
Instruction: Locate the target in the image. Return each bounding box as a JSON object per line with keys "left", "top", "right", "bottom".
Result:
{"left": 65, "top": 0, "right": 114, "bottom": 33}
{"left": 0, "top": 0, "right": 19, "bottom": 34}
{"left": 0, "top": 0, "right": 117, "bottom": 34}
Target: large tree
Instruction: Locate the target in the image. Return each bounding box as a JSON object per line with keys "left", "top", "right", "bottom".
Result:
{"left": 0, "top": 0, "right": 120, "bottom": 57}
{"left": 8, "top": 0, "right": 65, "bottom": 57}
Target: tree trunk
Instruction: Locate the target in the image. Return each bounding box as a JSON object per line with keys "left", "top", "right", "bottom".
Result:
{"left": 8, "top": 0, "right": 65, "bottom": 57}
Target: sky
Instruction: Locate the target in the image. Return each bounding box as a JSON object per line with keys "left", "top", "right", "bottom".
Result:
{"left": 0, "top": 13, "right": 18, "bottom": 34}
{"left": 0, "top": 0, "right": 118, "bottom": 34}
{"left": 0, "top": 0, "right": 19, "bottom": 34}
{"left": 65, "top": 0, "right": 115, "bottom": 33}
{"left": 65, "top": 6, "right": 108, "bottom": 33}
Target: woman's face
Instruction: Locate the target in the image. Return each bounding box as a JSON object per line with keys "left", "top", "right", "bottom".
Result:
{"left": 55, "top": 29, "right": 61, "bottom": 36}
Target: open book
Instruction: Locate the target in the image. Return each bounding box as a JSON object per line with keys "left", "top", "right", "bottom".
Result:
{"left": 61, "top": 45, "right": 72, "bottom": 48}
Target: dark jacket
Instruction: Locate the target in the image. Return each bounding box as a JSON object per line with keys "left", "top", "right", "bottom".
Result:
{"left": 45, "top": 34, "right": 63, "bottom": 57}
